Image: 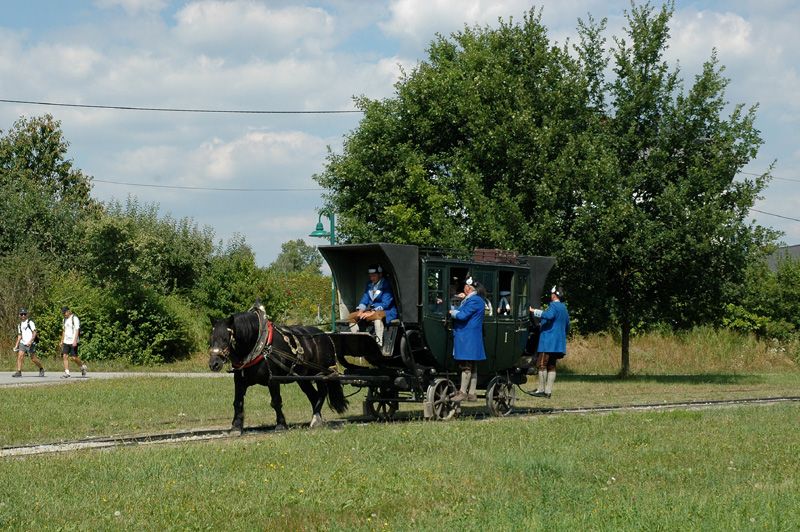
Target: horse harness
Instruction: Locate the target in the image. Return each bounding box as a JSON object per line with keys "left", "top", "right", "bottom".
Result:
{"left": 226, "top": 304, "right": 337, "bottom": 379}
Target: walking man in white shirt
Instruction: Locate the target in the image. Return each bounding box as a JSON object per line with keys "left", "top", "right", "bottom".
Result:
{"left": 60, "top": 306, "right": 87, "bottom": 378}
{"left": 12, "top": 308, "right": 45, "bottom": 377}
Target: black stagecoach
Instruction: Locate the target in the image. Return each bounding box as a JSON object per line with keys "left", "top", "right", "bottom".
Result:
{"left": 319, "top": 243, "right": 555, "bottom": 420}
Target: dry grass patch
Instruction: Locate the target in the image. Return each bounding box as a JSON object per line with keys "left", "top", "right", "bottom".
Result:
{"left": 565, "top": 327, "right": 798, "bottom": 375}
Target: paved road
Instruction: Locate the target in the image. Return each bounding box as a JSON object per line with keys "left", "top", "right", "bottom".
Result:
{"left": 0, "top": 370, "right": 230, "bottom": 387}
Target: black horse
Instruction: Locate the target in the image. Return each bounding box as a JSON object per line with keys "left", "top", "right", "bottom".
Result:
{"left": 208, "top": 306, "right": 348, "bottom": 433}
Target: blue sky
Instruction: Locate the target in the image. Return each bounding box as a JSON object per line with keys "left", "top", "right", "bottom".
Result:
{"left": 1, "top": 0, "right": 798, "bottom": 265}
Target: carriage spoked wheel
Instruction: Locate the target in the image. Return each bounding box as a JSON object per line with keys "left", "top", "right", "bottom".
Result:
{"left": 485, "top": 375, "right": 516, "bottom": 417}
{"left": 425, "top": 378, "right": 458, "bottom": 420}
{"left": 363, "top": 386, "right": 399, "bottom": 421}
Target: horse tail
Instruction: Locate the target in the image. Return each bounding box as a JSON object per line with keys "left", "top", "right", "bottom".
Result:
{"left": 327, "top": 381, "right": 349, "bottom": 414}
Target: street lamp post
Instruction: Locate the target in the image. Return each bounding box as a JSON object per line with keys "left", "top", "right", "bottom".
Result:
{"left": 309, "top": 211, "right": 336, "bottom": 331}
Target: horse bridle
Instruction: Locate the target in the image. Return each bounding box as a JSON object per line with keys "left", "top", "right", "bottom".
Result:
{"left": 209, "top": 328, "right": 235, "bottom": 362}
{"left": 212, "top": 305, "right": 274, "bottom": 372}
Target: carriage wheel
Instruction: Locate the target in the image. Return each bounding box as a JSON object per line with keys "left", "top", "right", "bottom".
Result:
{"left": 363, "top": 387, "right": 399, "bottom": 421}
{"left": 486, "top": 376, "right": 516, "bottom": 417}
{"left": 425, "top": 378, "right": 457, "bottom": 421}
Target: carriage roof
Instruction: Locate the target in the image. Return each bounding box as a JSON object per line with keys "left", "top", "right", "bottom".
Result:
{"left": 319, "top": 243, "right": 420, "bottom": 323}
{"left": 318, "top": 243, "right": 555, "bottom": 325}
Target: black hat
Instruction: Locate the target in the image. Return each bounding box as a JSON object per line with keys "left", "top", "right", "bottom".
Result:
{"left": 367, "top": 264, "right": 383, "bottom": 274}
{"left": 19, "top": 307, "right": 28, "bottom": 315}
{"left": 550, "top": 285, "right": 564, "bottom": 299}
{"left": 61, "top": 306, "right": 70, "bottom": 314}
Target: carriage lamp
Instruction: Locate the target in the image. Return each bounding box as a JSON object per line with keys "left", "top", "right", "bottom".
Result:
{"left": 309, "top": 211, "right": 336, "bottom": 331}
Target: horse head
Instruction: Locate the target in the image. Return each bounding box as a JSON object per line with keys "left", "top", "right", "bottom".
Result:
{"left": 208, "top": 316, "right": 236, "bottom": 372}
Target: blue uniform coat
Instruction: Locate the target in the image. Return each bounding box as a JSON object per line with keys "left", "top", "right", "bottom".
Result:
{"left": 536, "top": 300, "right": 570, "bottom": 354}
{"left": 450, "top": 294, "right": 487, "bottom": 361}
{"left": 357, "top": 278, "right": 398, "bottom": 323}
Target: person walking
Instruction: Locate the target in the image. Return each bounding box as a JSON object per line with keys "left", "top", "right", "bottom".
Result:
{"left": 12, "top": 308, "right": 45, "bottom": 377}
{"left": 529, "top": 286, "right": 570, "bottom": 398}
{"left": 449, "top": 277, "right": 486, "bottom": 402}
{"left": 60, "top": 306, "right": 87, "bottom": 378}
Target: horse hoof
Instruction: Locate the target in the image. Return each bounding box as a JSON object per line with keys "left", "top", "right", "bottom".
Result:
{"left": 309, "top": 414, "right": 324, "bottom": 429}
{"left": 274, "top": 424, "right": 288, "bottom": 432}
{"left": 228, "top": 428, "right": 243, "bottom": 436}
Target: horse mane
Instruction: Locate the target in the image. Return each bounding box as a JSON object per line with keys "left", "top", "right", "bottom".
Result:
{"left": 231, "top": 311, "right": 259, "bottom": 358}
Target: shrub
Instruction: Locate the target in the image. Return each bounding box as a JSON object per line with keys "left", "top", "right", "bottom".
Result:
{"left": 37, "top": 271, "right": 200, "bottom": 364}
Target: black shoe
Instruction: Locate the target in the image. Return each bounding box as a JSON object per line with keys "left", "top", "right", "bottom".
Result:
{"left": 12, "top": 371, "right": 22, "bottom": 378}
{"left": 532, "top": 390, "right": 551, "bottom": 398}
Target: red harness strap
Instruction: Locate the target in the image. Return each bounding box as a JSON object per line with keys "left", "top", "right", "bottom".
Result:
{"left": 232, "top": 320, "right": 273, "bottom": 370}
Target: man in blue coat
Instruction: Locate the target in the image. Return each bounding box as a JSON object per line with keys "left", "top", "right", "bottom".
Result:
{"left": 449, "top": 277, "right": 487, "bottom": 402}
{"left": 348, "top": 264, "right": 397, "bottom": 346}
{"left": 529, "top": 285, "right": 570, "bottom": 398}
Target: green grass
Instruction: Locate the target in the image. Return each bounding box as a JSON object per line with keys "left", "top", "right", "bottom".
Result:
{"left": 1, "top": 327, "right": 797, "bottom": 529}
{"left": 0, "top": 403, "right": 797, "bottom": 530}
{"left": 1, "top": 373, "right": 799, "bottom": 448}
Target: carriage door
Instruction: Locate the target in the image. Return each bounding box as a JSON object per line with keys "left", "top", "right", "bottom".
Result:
{"left": 472, "top": 269, "right": 497, "bottom": 374}
{"left": 494, "top": 269, "right": 518, "bottom": 371}
{"left": 514, "top": 273, "right": 530, "bottom": 357}
{"left": 421, "top": 264, "right": 449, "bottom": 369}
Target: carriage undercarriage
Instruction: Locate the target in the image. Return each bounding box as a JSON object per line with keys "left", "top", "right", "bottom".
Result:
{"left": 265, "top": 366, "right": 525, "bottom": 421}
{"left": 266, "top": 321, "right": 531, "bottom": 421}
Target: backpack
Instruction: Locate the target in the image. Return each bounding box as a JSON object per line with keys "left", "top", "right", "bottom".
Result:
{"left": 18, "top": 320, "right": 38, "bottom": 342}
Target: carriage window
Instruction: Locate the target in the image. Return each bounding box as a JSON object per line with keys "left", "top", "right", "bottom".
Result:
{"left": 426, "top": 268, "right": 445, "bottom": 315}
{"left": 497, "top": 270, "right": 514, "bottom": 319}
{"left": 474, "top": 271, "right": 495, "bottom": 317}
{"left": 517, "top": 274, "right": 529, "bottom": 318}
{"left": 448, "top": 267, "right": 469, "bottom": 308}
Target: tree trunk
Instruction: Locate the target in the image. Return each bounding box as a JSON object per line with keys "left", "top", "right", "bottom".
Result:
{"left": 620, "top": 311, "right": 631, "bottom": 378}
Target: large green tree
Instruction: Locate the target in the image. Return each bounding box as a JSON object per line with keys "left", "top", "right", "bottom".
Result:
{"left": 564, "top": 3, "right": 773, "bottom": 374}
{"left": 316, "top": 2, "right": 774, "bottom": 375}
{"left": 0, "top": 114, "right": 99, "bottom": 261}
{"left": 316, "top": 9, "right": 588, "bottom": 252}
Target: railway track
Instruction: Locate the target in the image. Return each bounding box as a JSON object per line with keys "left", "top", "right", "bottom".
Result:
{"left": 3, "top": 395, "right": 798, "bottom": 457}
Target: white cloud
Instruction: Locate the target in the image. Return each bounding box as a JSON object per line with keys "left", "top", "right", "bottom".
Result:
{"left": 381, "top": 0, "right": 535, "bottom": 46}
{"left": 670, "top": 10, "right": 754, "bottom": 62}
{"left": 379, "top": 0, "right": 614, "bottom": 50}
{"left": 173, "top": 1, "right": 338, "bottom": 58}
{"left": 105, "top": 129, "right": 328, "bottom": 190}
{"left": 28, "top": 44, "right": 104, "bottom": 80}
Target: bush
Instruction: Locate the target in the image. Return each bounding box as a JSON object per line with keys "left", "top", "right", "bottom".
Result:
{"left": 0, "top": 250, "right": 55, "bottom": 350}
{"left": 36, "top": 271, "right": 201, "bottom": 365}
{"left": 722, "top": 303, "right": 769, "bottom": 337}
{"left": 268, "top": 270, "right": 332, "bottom": 325}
